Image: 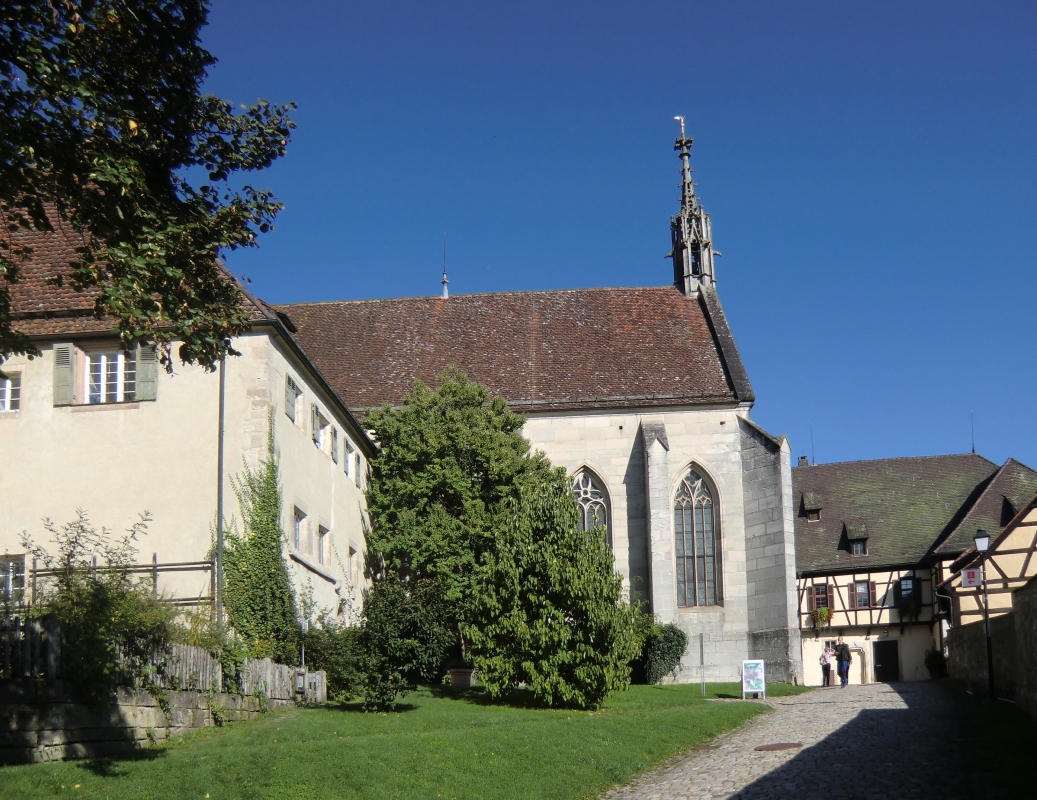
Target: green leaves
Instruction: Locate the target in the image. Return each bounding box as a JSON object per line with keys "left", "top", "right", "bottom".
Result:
{"left": 462, "top": 472, "right": 640, "bottom": 710}
{"left": 0, "top": 0, "right": 295, "bottom": 369}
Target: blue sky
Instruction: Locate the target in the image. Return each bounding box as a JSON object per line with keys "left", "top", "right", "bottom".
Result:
{"left": 201, "top": 1, "right": 1037, "bottom": 469}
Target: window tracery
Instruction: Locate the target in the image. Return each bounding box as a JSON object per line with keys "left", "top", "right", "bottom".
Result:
{"left": 674, "top": 470, "right": 722, "bottom": 607}
{"left": 573, "top": 471, "right": 610, "bottom": 545}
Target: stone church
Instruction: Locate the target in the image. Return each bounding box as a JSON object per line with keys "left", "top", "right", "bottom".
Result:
{"left": 276, "top": 130, "right": 803, "bottom": 683}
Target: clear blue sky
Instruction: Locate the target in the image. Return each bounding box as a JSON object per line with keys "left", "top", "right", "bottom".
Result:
{"left": 201, "top": 1, "right": 1037, "bottom": 469}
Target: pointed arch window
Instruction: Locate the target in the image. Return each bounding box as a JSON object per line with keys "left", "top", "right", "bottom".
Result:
{"left": 573, "top": 470, "right": 610, "bottom": 545}
{"left": 674, "top": 470, "right": 722, "bottom": 607}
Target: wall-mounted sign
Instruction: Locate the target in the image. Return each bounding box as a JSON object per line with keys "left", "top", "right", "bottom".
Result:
{"left": 741, "top": 660, "right": 766, "bottom": 700}
{"left": 961, "top": 567, "right": 981, "bottom": 588}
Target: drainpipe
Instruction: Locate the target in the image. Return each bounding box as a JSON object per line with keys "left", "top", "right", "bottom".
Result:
{"left": 216, "top": 353, "right": 226, "bottom": 631}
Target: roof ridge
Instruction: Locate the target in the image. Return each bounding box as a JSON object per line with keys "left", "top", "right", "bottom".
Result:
{"left": 796, "top": 453, "right": 997, "bottom": 470}
{"left": 276, "top": 285, "right": 682, "bottom": 308}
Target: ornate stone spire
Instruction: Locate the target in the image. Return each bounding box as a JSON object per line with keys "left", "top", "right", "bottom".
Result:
{"left": 669, "top": 117, "right": 717, "bottom": 296}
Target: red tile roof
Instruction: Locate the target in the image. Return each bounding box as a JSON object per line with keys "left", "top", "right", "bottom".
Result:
{"left": 277, "top": 286, "right": 752, "bottom": 413}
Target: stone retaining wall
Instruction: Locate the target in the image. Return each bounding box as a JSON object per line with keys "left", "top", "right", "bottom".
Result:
{"left": 0, "top": 671, "right": 323, "bottom": 764}
{"left": 948, "top": 574, "right": 1037, "bottom": 717}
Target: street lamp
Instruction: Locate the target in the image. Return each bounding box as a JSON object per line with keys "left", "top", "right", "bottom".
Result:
{"left": 974, "top": 529, "right": 995, "bottom": 699}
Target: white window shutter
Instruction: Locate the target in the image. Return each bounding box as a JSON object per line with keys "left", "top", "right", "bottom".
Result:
{"left": 331, "top": 428, "right": 339, "bottom": 463}
{"left": 52, "top": 343, "right": 74, "bottom": 406}
{"left": 136, "top": 343, "right": 158, "bottom": 401}
{"left": 311, "top": 404, "right": 319, "bottom": 444}
{"left": 285, "top": 377, "right": 296, "bottom": 422}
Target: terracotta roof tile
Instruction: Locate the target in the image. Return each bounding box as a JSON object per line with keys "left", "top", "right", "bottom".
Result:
{"left": 277, "top": 287, "right": 743, "bottom": 413}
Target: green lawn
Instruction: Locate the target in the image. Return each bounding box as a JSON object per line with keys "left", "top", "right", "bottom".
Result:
{"left": 0, "top": 683, "right": 809, "bottom": 800}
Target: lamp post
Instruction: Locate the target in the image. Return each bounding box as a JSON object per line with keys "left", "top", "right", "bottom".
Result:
{"left": 974, "top": 529, "right": 995, "bottom": 699}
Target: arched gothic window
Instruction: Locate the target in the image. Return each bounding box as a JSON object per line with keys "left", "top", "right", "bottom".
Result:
{"left": 573, "top": 471, "right": 610, "bottom": 545}
{"left": 674, "top": 470, "right": 721, "bottom": 607}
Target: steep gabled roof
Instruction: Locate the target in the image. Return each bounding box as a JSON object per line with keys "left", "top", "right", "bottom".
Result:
{"left": 932, "top": 459, "right": 1037, "bottom": 558}
{"left": 793, "top": 454, "right": 998, "bottom": 574}
{"left": 277, "top": 285, "right": 753, "bottom": 413}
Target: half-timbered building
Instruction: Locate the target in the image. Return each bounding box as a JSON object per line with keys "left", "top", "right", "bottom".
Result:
{"left": 794, "top": 454, "right": 1037, "bottom": 686}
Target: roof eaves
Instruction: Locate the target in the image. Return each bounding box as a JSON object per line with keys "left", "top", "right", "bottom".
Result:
{"left": 699, "top": 286, "right": 754, "bottom": 404}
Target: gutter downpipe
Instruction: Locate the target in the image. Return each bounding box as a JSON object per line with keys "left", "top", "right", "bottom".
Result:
{"left": 216, "top": 352, "right": 226, "bottom": 631}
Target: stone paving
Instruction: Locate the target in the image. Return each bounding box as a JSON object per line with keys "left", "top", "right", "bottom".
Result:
{"left": 603, "top": 682, "right": 989, "bottom": 800}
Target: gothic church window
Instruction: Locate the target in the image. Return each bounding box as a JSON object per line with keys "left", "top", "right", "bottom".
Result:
{"left": 674, "top": 470, "right": 722, "bottom": 607}
{"left": 573, "top": 471, "right": 610, "bottom": 545}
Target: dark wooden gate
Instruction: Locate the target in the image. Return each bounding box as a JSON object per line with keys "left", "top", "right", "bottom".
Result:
{"left": 873, "top": 639, "right": 900, "bottom": 682}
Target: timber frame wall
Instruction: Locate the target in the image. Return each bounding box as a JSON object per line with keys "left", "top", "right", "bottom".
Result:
{"left": 797, "top": 566, "right": 937, "bottom": 632}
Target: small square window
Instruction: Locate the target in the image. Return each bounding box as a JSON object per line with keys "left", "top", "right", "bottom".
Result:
{"left": 806, "top": 509, "right": 820, "bottom": 522}
{"left": 812, "top": 584, "right": 829, "bottom": 608}
{"left": 852, "top": 540, "right": 867, "bottom": 556}
{"left": 0, "top": 372, "right": 20, "bottom": 412}
{"left": 901, "top": 577, "right": 915, "bottom": 596}
{"left": 84, "top": 350, "right": 136, "bottom": 404}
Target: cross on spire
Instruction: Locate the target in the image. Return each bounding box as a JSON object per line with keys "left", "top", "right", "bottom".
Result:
{"left": 669, "top": 118, "right": 717, "bottom": 296}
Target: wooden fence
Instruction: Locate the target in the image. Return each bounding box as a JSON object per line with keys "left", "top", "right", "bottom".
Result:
{"left": 0, "top": 617, "right": 325, "bottom": 704}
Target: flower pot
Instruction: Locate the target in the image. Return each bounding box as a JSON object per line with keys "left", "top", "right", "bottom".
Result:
{"left": 448, "top": 668, "right": 475, "bottom": 688}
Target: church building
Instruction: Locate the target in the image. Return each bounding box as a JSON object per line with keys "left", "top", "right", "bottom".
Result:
{"left": 276, "top": 129, "right": 804, "bottom": 683}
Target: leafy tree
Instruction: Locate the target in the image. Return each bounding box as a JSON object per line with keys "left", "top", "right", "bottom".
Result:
{"left": 364, "top": 369, "right": 552, "bottom": 633}
{"left": 223, "top": 420, "right": 298, "bottom": 664}
{"left": 301, "top": 621, "right": 366, "bottom": 702}
{"left": 632, "top": 622, "right": 689, "bottom": 685}
{"left": 462, "top": 472, "right": 640, "bottom": 709}
{"left": 0, "top": 0, "right": 295, "bottom": 369}
{"left": 20, "top": 510, "right": 175, "bottom": 705}
{"left": 359, "top": 576, "right": 454, "bottom": 711}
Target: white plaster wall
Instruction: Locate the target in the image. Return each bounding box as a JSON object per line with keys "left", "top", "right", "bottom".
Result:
{"left": 0, "top": 331, "right": 368, "bottom": 623}
{"left": 522, "top": 405, "right": 751, "bottom": 680}
{"left": 800, "top": 625, "right": 939, "bottom": 686}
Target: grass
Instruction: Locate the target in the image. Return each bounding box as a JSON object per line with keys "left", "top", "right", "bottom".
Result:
{"left": 0, "top": 682, "right": 809, "bottom": 799}
{"left": 941, "top": 681, "right": 1037, "bottom": 800}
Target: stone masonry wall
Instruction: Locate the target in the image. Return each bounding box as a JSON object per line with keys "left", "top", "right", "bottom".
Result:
{"left": 0, "top": 680, "right": 295, "bottom": 765}
{"left": 738, "top": 418, "right": 802, "bottom": 683}
{"left": 1013, "top": 576, "right": 1037, "bottom": 719}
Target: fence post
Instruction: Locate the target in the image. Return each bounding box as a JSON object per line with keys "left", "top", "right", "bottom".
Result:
{"left": 31, "top": 557, "right": 37, "bottom": 606}
{"left": 153, "top": 553, "right": 158, "bottom": 601}
{"left": 2, "top": 616, "right": 8, "bottom": 678}
{"left": 44, "top": 614, "right": 59, "bottom": 681}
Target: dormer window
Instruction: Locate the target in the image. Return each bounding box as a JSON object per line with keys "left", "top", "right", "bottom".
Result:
{"left": 846, "top": 521, "right": 868, "bottom": 556}
{"left": 802, "top": 491, "right": 822, "bottom": 522}
{"left": 806, "top": 509, "right": 821, "bottom": 522}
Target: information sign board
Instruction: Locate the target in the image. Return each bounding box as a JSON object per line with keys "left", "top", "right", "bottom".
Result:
{"left": 961, "top": 567, "right": 981, "bottom": 588}
{"left": 741, "top": 659, "right": 766, "bottom": 700}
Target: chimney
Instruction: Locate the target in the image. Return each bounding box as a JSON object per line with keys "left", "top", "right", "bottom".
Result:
{"left": 798, "top": 456, "right": 809, "bottom": 467}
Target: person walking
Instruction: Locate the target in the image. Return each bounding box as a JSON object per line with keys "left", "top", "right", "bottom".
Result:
{"left": 834, "top": 636, "right": 852, "bottom": 687}
{"left": 819, "top": 645, "right": 835, "bottom": 686}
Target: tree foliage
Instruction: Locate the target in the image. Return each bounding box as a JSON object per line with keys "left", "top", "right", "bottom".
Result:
{"left": 223, "top": 419, "right": 298, "bottom": 664}
{"left": 20, "top": 510, "right": 175, "bottom": 705}
{"left": 359, "top": 576, "right": 454, "bottom": 711}
{"left": 364, "top": 369, "right": 552, "bottom": 623}
{"left": 634, "top": 623, "right": 688, "bottom": 685}
{"left": 462, "top": 472, "right": 640, "bottom": 709}
{"left": 0, "top": 0, "right": 295, "bottom": 368}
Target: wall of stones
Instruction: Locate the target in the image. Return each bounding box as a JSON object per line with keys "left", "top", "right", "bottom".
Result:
{"left": 948, "top": 611, "right": 1018, "bottom": 699}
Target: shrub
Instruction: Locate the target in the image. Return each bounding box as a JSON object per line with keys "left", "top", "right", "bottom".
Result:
{"left": 924, "top": 647, "right": 948, "bottom": 679}
{"left": 302, "top": 622, "right": 366, "bottom": 702}
{"left": 360, "top": 576, "right": 454, "bottom": 710}
{"left": 463, "top": 472, "right": 640, "bottom": 709}
{"left": 637, "top": 624, "right": 688, "bottom": 685}
{"left": 20, "top": 511, "right": 175, "bottom": 705}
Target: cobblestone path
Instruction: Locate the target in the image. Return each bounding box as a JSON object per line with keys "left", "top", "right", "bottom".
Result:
{"left": 603, "top": 682, "right": 987, "bottom": 800}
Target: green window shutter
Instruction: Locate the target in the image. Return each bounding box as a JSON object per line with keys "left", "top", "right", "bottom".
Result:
{"left": 136, "top": 343, "right": 158, "bottom": 401}
{"left": 285, "top": 377, "right": 296, "bottom": 422}
{"left": 53, "top": 343, "right": 74, "bottom": 406}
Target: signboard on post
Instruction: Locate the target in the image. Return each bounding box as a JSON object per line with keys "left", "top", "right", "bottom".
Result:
{"left": 961, "top": 567, "right": 981, "bottom": 588}
{"left": 741, "top": 660, "right": 766, "bottom": 700}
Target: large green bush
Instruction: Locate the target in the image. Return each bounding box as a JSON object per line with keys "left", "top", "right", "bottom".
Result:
{"left": 462, "top": 472, "right": 640, "bottom": 709}
{"left": 20, "top": 511, "right": 175, "bottom": 706}
{"left": 635, "top": 623, "right": 688, "bottom": 685}
{"left": 302, "top": 622, "right": 366, "bottom": 701}
{"left": 359, "top": 577, "right": 455, "bottom": 710}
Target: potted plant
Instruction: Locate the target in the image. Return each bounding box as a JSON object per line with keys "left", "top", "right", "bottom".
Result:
{"left": 445, "top": 655, "right": 475, "bottom": 688}
{"left": 811, "top": 606, "right": 831, "bottom": 633}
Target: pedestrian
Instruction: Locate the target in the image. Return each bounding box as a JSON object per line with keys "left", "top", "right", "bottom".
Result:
{"left": 819, "top": 645, "right": 835, "bottom": 686}
{"left": 834, "top": 636, "right": 852, "bottom": 687}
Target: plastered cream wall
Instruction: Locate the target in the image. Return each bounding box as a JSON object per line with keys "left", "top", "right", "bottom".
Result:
{"left": 800, "top": 625, "right": 938, "bottom": 686}
{"left": 0, "top": 330, "right": 369, "bottom": 621}
{"left": 522, "top": 405, "right": 754, "bottom": 681}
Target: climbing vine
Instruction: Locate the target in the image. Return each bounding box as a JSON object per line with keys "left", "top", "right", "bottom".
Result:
{"left": 222, "top": 412, "right": 298, "bottom": 664}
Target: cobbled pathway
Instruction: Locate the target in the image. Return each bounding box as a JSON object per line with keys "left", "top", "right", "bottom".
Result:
{"left": 602, "top": 682, "right": 988, "bottom": 800}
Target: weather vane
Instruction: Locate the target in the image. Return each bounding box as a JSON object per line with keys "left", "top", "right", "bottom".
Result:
{"left": 674, "top": 115, "right": 686, "bottom": 138}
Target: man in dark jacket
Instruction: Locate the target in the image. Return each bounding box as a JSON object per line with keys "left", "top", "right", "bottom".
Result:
{"left": 835, "top": 636, "right": 852, "bottom": 687}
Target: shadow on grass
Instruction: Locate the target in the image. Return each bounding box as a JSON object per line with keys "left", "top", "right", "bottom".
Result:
{"left": 330, "top": 700, "right": 419, "bottom": 714}
{"left": 74, "top": 748, "right": 166, "bottom": 778}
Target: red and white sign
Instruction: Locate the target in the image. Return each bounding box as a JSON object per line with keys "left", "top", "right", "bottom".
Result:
{"left": 961, "top": 567, "right": 982, "bottom": 588}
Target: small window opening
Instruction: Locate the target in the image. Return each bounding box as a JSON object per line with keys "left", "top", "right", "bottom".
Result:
{"left": 0, "top": 372, "right": 21, "bottom": 412}
{"left": 293, "top": 508, "right": 306, "bottom": 551}
{"left": 852, "top": 540, "right": 867, "bottom": 556}
{"left": 806, "top": 509, "right": 821, "bottom": 522}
